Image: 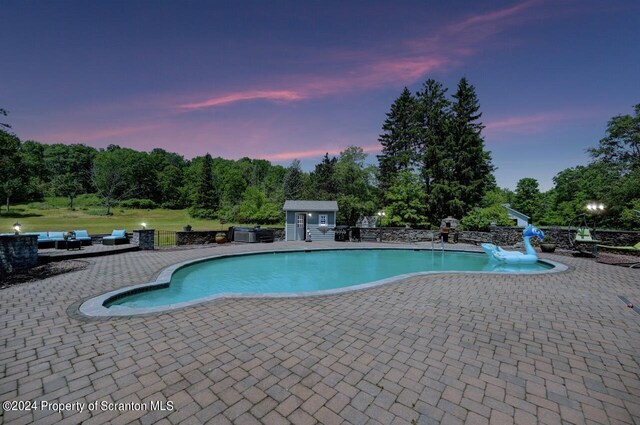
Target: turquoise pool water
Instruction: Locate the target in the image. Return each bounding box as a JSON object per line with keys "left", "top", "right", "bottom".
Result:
{"left": 107, "top": 249, "right": 553, "bottom": 309}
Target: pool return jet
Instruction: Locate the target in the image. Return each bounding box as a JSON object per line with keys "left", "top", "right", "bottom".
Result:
{"left": 482, "top": 225, "right": 544, "bottom": 264}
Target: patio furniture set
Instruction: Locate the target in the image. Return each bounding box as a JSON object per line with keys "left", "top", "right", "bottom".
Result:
{"left": 32, "top": 229, "right": 129, "bottom": 250}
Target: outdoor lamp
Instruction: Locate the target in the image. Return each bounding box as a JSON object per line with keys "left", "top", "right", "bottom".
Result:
{"left": 308, "top": 213, "right": 312, "bottom": 217}
{"left": 13, "top": 222, "right": 21, "bottom": 235}
{"left": 377, "top": 211, "right": 386, "bottom": 216}
{"left": 141, "top": 222, "right": 147, "bottom": 230}
{"left": 586, "top": 203, "right": 605, "bottom": 212}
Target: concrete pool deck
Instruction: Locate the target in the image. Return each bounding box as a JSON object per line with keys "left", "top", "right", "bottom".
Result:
{"left": 1, "top": 241, "right": 639, "bottom": 424}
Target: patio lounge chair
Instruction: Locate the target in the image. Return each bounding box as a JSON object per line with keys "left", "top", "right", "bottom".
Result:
{"left": 597, "top": 241, "right": 640, "bottom": 254}
{"left": 73, "top": 230, "right": 93, "bottom": 246}
{"left": 103, "top": 229, "right": 129, "bottom": 245}
{"left": 573, "top": 228, "right": 601, "bottom": 256}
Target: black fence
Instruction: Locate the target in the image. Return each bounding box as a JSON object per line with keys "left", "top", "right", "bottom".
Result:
{"left": 155, "top": 230, "right": 177, "bottom": 247}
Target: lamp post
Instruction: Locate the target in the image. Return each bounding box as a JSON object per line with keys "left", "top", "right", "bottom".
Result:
{"left": 13, "top": 222, "right": 21, "bottom": 235}
{"left": 141, "top": 222, "right": 147, "bottom": 230}
{"left": 585, "top": 202, "right": 605, "bottom": 238}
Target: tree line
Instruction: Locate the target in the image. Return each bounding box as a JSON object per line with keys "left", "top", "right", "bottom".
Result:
{"left": 1, "top": 87, "right": 638, "bottom": 229}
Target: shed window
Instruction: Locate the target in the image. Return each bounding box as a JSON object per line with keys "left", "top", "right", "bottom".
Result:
{"left": 319, "top": 214, "right": 328, "bottom": 226}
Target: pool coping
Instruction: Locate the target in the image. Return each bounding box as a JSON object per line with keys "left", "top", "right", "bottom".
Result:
{"left": 78, "top": 247, "right": 569, "bottom": 318}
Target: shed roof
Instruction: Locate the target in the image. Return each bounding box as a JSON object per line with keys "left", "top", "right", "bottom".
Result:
{"left": 502, "top": 203, "right": 530, "bottom": 221}
{"left": 283, "top": 200, "right": 339, "bottom": 211}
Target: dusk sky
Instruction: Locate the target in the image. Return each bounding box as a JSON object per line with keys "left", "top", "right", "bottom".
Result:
{"left": 2, "top": 0, "right": 639, "bottom": 190}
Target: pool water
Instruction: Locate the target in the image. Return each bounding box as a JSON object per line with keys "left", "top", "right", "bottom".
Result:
{"left": 107, "top": 249, "right": 553, "bottom": 309}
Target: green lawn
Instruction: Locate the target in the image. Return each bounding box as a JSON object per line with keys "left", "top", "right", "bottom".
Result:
{"left": 0, "top": 198, "right": 276, "bottom": 234}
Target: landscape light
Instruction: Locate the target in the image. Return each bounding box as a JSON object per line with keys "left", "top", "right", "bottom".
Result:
{"left": 13, "top": 222, "right": 21, "bottom": 235}
{"left": 586, "top": 203, "right": 605, "bottom": 212}
{"left": 141, "top": 222, "right": 147, "bottom": 229}
{"left": 377, "top": 211, "right": 386, "bottom": 216}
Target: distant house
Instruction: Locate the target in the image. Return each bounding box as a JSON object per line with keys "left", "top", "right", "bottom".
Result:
{"left": 283, "top": 200, "right": 339, "bottom": 241}
{"left": 356, "top": 216, "right": 379, "bottom": 228}
{"left": 502, "top": 204, "right": 530, "bottom": 227}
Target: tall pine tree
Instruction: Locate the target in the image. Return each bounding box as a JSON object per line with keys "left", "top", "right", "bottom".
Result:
{"left": 194, "top": 153, "right": 218, "bottom": 211}
{"left": 448, "top": 78, "right": 494, "bottom": 217}
{"left": 415, "top": 79, "right": 452, "bottom": 222}
{"left": 377, "top": 87, "right": 418, "bottom": 192}
{"left": 283, "top": 159, "right": 304, "bottom": 200}
{"left": 310, "top": 153, "right": 338, "bottom": 200}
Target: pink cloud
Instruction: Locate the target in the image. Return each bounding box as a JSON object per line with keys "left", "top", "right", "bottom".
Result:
{"left": 446, "top": 0, "right": 539, "bottom": 34}
{"left": 177, "top": 55, "right": 449, "bottom": 111}
{"left": 484, "top": 113, "right": 562, "bottom": 133}
{"left": 177, "top": 1, "right": 538, "bottom": 111}
{"left": 179, "top": 90, "right": 305, "bottom": 109}
{"left": 484, "top": 107, "right": 605, "bottom": 140}
{"left": 261, "top": 144, "right": 380, "bottom": 162}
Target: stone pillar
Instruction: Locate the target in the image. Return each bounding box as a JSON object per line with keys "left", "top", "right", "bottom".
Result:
{"left": 132, "top": 229, "right": 155, "bottom": 250}
{"left": 0, "top": 235, "right": 38, "bottom": 274}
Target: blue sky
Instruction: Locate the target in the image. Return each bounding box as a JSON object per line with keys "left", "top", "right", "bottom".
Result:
{"left": 2, "top": 0, "right": 639, "bottom": 190}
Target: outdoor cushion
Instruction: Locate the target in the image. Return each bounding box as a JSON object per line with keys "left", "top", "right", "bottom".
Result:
{"left": 48, "top": 231, "right": 66, "bottom": 240}
{"left": 575, "top": 228, "right": 600, "bottom": 243}
{"left": 111, "top": 229, "right": 127, "bottom": 238}
{"left": 598, "top": 241, "right": 640, "bottom": 251}
{"left": 74, "top": 230, "right": 91, "bottom": 239}
{"left": 35, "top": 232, "right": 50, "bottom": 240}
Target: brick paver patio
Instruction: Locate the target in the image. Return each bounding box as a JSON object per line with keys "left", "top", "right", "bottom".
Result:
{"left": 1, "top": 242, "right": 639, "bottom": 424}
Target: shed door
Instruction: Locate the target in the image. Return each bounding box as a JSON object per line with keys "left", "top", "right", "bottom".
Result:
{"left": 296, "top": 213, "right": 306, "bottom": 240}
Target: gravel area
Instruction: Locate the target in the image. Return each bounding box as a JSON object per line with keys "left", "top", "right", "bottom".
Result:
{"left": 0, "top": 260, "right": 88, "bottom": 289}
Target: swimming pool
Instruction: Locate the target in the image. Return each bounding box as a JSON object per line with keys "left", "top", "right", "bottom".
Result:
{"left": 80, "top": 248, "right": 565, "bottom": 317}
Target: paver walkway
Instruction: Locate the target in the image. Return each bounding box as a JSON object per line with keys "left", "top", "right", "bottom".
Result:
{"left": 1, "top": 242, "right": 639, "bottom": 424}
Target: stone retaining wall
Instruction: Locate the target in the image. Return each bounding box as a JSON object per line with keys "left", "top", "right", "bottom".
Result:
{"left": 176, "top": 231, "right": 219, "bottom": 245}
{"left": 0, "top": 235, "right": 38, "bottom": 275}
{"left": 361, "top": 226, "right": 640, "bottom": 249}
{"left": 176, "top": 228, "right": 285, "bottom": 245}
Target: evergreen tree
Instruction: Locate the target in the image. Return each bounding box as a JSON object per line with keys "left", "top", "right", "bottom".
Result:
{"left": 415, "top": 79, "right": 451, "bottom": 222}
{"left": 377, "top": 87, "right": 418, "bottom": 191}
{"left": 310, "top": 153, "right": 338, "bottom": 200}
{"left": 194, "top": 153, "right": 217, "bottom": 210}
{"left": 283, "top": 159, "right": 304, "bottom": 200}
{"left": 449, "top": 77, "right": 494, "bottom": 217}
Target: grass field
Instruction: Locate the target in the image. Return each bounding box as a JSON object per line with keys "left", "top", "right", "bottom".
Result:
{"left": 0, "top": 197, "right": 274, "bottom": 234}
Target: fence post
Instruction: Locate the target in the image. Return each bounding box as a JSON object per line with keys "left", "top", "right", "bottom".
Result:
{"left": 133, "top": 229, "right": 155, "bottom": 250}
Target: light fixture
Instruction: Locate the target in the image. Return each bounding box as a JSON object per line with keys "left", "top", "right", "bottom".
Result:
{"left": 586, "top": 203, "right": 606, "bottom": 212}
{"left": 141, "top": 222, "right": 147, "bottom": 230}
{"left": 377, "top": 211, "right": 386, "bottom": 216}
{"left": 308, "top": 213, "right": 312, "bottom": 217}
{"left": 13, "top": 222, "right": 21, "bottom": 235}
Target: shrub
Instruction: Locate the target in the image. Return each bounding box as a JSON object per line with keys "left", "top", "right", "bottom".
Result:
{"left": 460, "top": 205, "right": 512, "bottom": 231}
{"left": 75, "top": 194, "right": 104, "bottom": 207}
{"left": 188, "top": 207, "right": 217, "bottom": 219}
{"left": 118, "top": 198, "right": 158, "bottom": 209}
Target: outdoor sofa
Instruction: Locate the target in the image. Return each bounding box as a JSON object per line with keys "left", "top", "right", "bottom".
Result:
{"left": 103, "top": 229, "right": 129, "bottom": 245}
{"left": 73, "top": 230, "right": 93, "bottom": 246}
{"left": 31, "top": 231, "right": 65, "bottom": 249}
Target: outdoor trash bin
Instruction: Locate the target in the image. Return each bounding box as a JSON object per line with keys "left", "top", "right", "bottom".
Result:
{"left": 334, "top": 226, "right": 350, "bottom": 242}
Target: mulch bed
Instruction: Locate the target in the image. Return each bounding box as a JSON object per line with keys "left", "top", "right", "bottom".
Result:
{"left": 548, "top": 249, "right": 639, "bottom": 267}
{"left": 596, "top": 252, "right": 640, "bottom": 267}
{"left": 0, "top": 260, "right": 88, "bottom": 290}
